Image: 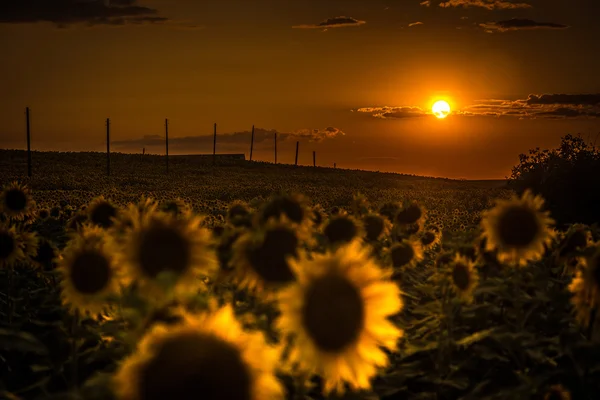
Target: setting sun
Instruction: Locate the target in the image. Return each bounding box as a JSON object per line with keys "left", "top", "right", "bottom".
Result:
{"left": 432, "top": 100, "right": 451, "bottom": 119}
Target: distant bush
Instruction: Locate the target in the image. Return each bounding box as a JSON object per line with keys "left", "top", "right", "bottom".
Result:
{"left": 508, "top": 134, "right": 600, "bottom": 227}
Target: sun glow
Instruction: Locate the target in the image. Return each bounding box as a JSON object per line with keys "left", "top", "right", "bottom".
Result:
{"left": 432, "top": 100, "right": 451, "bottom": 119}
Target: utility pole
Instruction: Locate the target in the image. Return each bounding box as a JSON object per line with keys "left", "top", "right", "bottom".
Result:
{"left": 165, "top": 118, "right": 169, "bottom": 174}
{"left": 25, "top": 107, "right": 32, "bottom": 177}
{"left": 106, "top": 118, "right": 110, "bottom": 176}
{"left": 249, "top": 125, "right": 254, "bottom": 161}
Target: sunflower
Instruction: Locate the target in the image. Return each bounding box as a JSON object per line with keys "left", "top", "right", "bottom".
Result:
{"left": 388, "top": 237, "right": 424, "bottom": 269}
{"left": 363, "top": 213, "right": 391, "bottom": 242}
{"left": 311, "top": 205, "right": 326, "bottom": 227}
{"left": 30, "top": 237, "right": 59, "bottom": 270}
{"left": 116, "top": 208, "right": 217, "bottom": 301}
{"left": 480, "top": 190, "right": 555, "bottom": 267}
{"left": 113, "top": 304, "right": 284, "bottom": 400}
{"left": 445, "top": 254, "right": 479, "bottom": 303}
{"left": 58, "top": 226, "right": 122, "bottom": 317}
{"left": 395, "top": 201, "right": 426, "bottom": 228}
{"left": 214, "top": 227, "right": 245, "bottom": 283}
{"left": 159, "top": 198, "right": 190, "bottom": 217}
{"left": 543, "top": 384, "right": 571, "bottom": 400}
{"left": 0, "top": 182, "right": 36, "bottom": 221}
{"left": 227, "top": 200, "right": 253, "bottom": 228}
{"left": 276, "top": 241, "right": 403, "bottom": 395}
{"left": 323, "top": 214, "right": 363, "bottom": 247}
{"left": 0, "top": 224, "right": 26, "bottom": 268}
{"left": 87, "top": 196, "right": 119, "bottom": 229}
{"left": 17, "top": 230, "right": 39, "bottom": 260}
{"left": 351, "top": 193, "right": 370, "bottom": 216}
{"left": 419, "top": 227, "right": 442, "bottom": 251}
{"left": 256, "top": 193, "right": 312, "bottom": 236}
{"left": 378, "top": 202, "right": 401, "bottom": 222}
{"left": 555, "top": 224, "right": 592, "bottom": 263}
{"left": 568, "top": 245, "right": 600, "bottom": 328}
{"left": 230, "top": 220, "right": 299, "bottom": 298}
{"left": 67, "top": 212, "right": 89, "bottom": 232}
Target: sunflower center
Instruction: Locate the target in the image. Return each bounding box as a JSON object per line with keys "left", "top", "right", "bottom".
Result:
{"left": 34, "top": 241, "right": 56, "bottom": 266}
{"left": 302, "top": 273, "right": 365, "bottom": 352}
{"left": 451, "top": 263, "right": 471, "bottom": 291}
{"left": 90, "top": 202, "right": 117, "bottom": 228}
{"left": 391, "top": 243, "right": 415, "bottom": 268}
{"left": 496, "top": 205, "right": 540, "bottom": 247}
{"left": 4, "top": 189, "right": 27, "bottom": 212}
{"left": 69, "top": 250, "right": 112, "bottom": 294}
{"left": 421, "top": 231, "right": 436, "bottom": 246}
{"left": 560, "top": 229, "right": 588, "bottom": 258}
{"left": 138, "top": 332, "right": 252, "bottom": 400}
{"left": 138, "top": 222, "right": 192, "bottom": 279}
{"left": 0, "top": 231, "right": 16, "bottom": 260}
{"left": 228, "top": 204, "right": 249, "bottom": 221}
{"left": 162, "top": 201, "right": 181, "bottom": 215}
{"left": 247, "top": 227, "right": 297, "bottom": 284}
{"left": 364, "top": 215, "right": 385, "bottom": 241}
{"left": 396, "top": 204, "right": 422, "bottom": 225}
{"left": 261, "top": 197, "right": 304, "bottom": 225}
{"left": 324, "top": 217, "right": 358, "bottom": 245}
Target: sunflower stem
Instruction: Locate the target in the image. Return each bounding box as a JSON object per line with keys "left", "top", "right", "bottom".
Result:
{"left": 7, "top": 266, "right": 14, "bottom": 325}
{"left": 586, "top": 306, "right": 597, "bottom": 341}
{"left": 70, "top": 310, "right": 79, "bottom": 391}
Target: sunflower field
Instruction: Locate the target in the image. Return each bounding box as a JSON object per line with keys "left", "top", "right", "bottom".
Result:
{"left": 1, "top": 150, "right": 599, "bottom": 400}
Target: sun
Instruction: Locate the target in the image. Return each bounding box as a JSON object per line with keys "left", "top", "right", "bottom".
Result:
{"left": 432, "top": 100, "right": 451, "bottom": 119}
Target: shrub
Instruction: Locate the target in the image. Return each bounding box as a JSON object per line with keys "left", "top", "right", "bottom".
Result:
{"left": 508, "top": 134, "right": 600, "bottom": 227}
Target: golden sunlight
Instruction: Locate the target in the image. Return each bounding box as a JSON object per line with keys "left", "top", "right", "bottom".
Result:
{"left": 432, "top": 100, "right": 451, "bottom": 119}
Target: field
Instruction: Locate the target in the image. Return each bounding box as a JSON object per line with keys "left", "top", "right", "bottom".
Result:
{"left": 0, "top": 149, "right": 598, "bottom": 400}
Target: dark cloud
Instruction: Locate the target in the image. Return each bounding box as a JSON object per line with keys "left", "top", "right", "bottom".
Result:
{"left": 0, "top": 0, "right": 167, "bottom": 26}
{"left": 355, "top": 93, "right": 600, "bottom": 120}
{"left": 480, "top": 18, "right": 569, "bottom": 32}
{"left": 111, "top": 127, "right": 345, "bottom": 151}
{"left": 436, "top": 0, "right": 532, "bottom": 9}
{"left": 292, "top": 16, "right": 366, "bottom": 29}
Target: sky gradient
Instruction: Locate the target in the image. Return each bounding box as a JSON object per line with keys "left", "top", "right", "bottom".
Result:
{"left": 1, "top": 0, "right": 599, "bottom": 179}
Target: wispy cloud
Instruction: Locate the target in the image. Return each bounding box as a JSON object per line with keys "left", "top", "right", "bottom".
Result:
{"left": 354, "top": 94, "right": 600, "bottom": 120}
{"left": 111, "top": 127, "right": 345, "bottom": 152}
{"left": 420, "top": 1, "right": 432, "bottom": 7}
{"left": 480, "top": 18, "right": 569, "bottom": 32}
{"left": 0, "top": 0, "right": 169, "bottom": 27}
{"left": 408, "top": 21, "right": 424, "bottom": 27}
{"left": 434, "top": 0, "right": 533, "bottom": 10}
{"left": 292, "top": 16, "right": 366, "bottom": 29}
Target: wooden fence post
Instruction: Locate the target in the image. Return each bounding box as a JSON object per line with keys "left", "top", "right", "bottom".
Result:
{"left": 295, "top": 141, "right": 299, "bottom": 166}
{"left": 25, "top": 107, "right": 32, "bottom": 177}
{"left": 249, "top": 125, "right": 254, "bottom": 161}
{"left": 165, "top": 118, "right": 169, "bottom": 174}
{"left": 313, "top": 151, "right": 316, "bottom": 167}
{"left": 106, "top": 118, "right": 110, "bottom": 176}
{"left": 213, "top": 123, "right": 217, "bottom": 165}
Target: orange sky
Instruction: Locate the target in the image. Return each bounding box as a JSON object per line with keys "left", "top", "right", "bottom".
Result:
{"left": 1, "top": 0, "right": 599, "bottom": 179}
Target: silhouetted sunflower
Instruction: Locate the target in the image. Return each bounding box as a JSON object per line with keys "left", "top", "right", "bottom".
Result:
{"left": 30, "top": 237, "right": 59, "bottom": 270}
{"left": 543, "top": 384, "right": 571, "bottom": 400}
{"left": 160, "top": 198, "right": 190, "bottom": 217}
{"left": 276, "top": 242, "right": 403, "bottom": 395}
{"left": 114, "top": 304, "right": 284, "bottom": 400}
{"left": 0, "top": 224, "right": 26, "bottom": 268}
{"left": 395, "top": 201, "right": 426, "bottom": 227}
{"left": 480, "top": 190, "right": 555, "bottom": 267}
{"left": 87, "top": 196, "right": 119, "bottom": 229}
{"left": 323, "top": 215, "right": 363, "bottom": 247}
{"left": 555, "top": 224, "right": 592, "bottom": 263}
{"left": 231, "top": 221, "right": 299, "bottom": 298}
{"left": 256, "top": 193, "right": 312, "bottom": 236}
{"left": 58, "top": 226, "right": 122, "bottom": 317}
{"left": 446, "top": 254, "right": 479, "bottom": 303}
{"left": 378, "top": 202, "right": 401, "bottom": 222}
{"left": 363, "top": 213, "right": 390, "bottom": 242}
{"left": 67, "top": 212, "right": 89, "bottom": 232}
{"left": 389, "top": 238, "right": 424, "bottom": 269}
{"left": 568, "top": 245, "right": 600, "bottom": 328}
{"left": 351, "top": 193, "right": 370, "bottom": 216}
{"left": 311, "top": 205, "right": 326, "bottom": 227}
{"left": 117, "top": 209, "right": 217, "bottom": 300}
{"left": 38, "top": 208, "right": 50, "bottom": 220}
{"left": 0, "top": 182, "right": 35, "bottom": 221}
{"left": 227, "top": 200, "right": 253, "bottom": 228}
{"left": 419, "top": 227, "right": 442, "bottom": 251}
{"left": 215, "top": 227, "right": 245, "bottom": 283}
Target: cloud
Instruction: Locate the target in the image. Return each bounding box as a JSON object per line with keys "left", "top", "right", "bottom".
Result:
{"left": 408, "top": 21, "right": 424, "bottom": 27}
{"left": 0, "top": 0, "right": 168, "bottom": 26}
{"left": 354, "top": 94, "right": 600, "bottom": 120}
{"left": 292, "top": 16, "right": 366, "bottom": 29}
{"left": 420, "top": 1, "right": 431, "bottom": 6}
{"left": 436, "top": 0, "right": 532, "bottom": 10}
{"left": 480, "top": 18, "right": 569, "bottom": 32}
{"left": 111, "top": 127, "right": 345, "bottom": 151}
